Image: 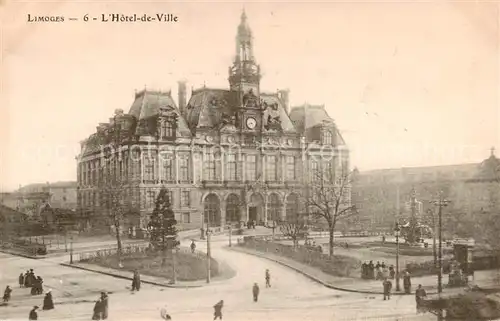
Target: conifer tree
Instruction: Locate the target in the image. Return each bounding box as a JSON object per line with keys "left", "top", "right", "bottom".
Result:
{"left": 148, "top": 187, "right": 179, "bottom": 267}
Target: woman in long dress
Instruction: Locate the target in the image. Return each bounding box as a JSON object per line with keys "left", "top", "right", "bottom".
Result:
{"left": 42, "top": 290, "right": 54, "bottom": 310}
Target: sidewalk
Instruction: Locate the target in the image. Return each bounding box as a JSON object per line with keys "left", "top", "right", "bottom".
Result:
{"left": 230, "top": 246, "right": 500, "bottom": 296}
{"left": 59, "top": 262, "right": 205, "bottom": 289}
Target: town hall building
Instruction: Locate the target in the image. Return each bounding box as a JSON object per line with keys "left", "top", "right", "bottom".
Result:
{"left": 76, "top": 11, "right": 350, "bottom": 234}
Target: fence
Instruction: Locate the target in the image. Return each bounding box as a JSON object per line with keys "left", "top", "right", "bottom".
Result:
{"left": 239, "top": 238, "right": 360, "bottom": 277}
{"left": 78, "top": 243, "right": 209, "bottom": 263}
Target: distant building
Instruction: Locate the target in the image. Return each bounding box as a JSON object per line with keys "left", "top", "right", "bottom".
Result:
{"left": 352, "top": 149, "right": 500, "bottom": 236}
{"left": 1, "top": 182, "right": 77, "bottom": 219}
{"left": 76, "top": 11, "right": 350, "bottom": 234}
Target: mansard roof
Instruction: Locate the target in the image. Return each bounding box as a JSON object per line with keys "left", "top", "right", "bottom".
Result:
{"left": 289, "top": 104, "right": 345, "bottom": 145}
{"left": 185, "top": 88, "right": 237, "bottom": 131}
{"left": 128, "top": 89, "right": 191, "bottom": 137}
{"left": 260, "top": 93, "right": 297, "bottom": 133}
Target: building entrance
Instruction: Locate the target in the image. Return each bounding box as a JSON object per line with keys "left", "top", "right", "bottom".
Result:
{"left": 249, "top": 206, "right": 257, "bottom": 222}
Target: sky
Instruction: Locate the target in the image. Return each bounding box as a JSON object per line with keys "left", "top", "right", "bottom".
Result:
{"left": 0, "top": 0, "right": 499, "bottom": 192}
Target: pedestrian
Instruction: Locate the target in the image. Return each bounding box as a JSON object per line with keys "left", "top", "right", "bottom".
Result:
{"left": 24, "top": 270, "right": 31, "bottom": 287}
{"left": 131, "top": 270, "right": 141, "bottom": 291}
{"left": 19, "top": 273, "right": 25, "bottom": 288}
{"left": 42, "top": 289, "right": 54, "bottom": 310}
{"left": 29, "top": 305, "right": 39, "bottom": 320}
{"left": 361, "top": 262, "right": 367, "bottom": 279}
{"left": 3, "top": 285, "right": 12, "bottom": 303}
{"left": 375, "top": 261, "right": 381, "bottom": 270}
{"left": 368, "top": 261, "right": 375, "bottom": 279}
{"left": 382, "top": 278, "right": 392, "bottom": 301}
{"left": 265, "top": 269, "right": 271, "bottom": 288}
{"left": 381, "top": 262, "right": 386, "bottom": 269}
{"left": 92, "top": 299, "right": 102, "bottom": 320}
{"left": 190, "top": 241, "right": 196, "bottom": 254}
{"left": 415, "top": 284, "right": 427, "bottom": 314}
{"left": 389, "top": 265, "right": 395, "bottom": 279}
{"left": 403, "top": 271, "right": 412, "bottom": 294}
{"left": 100, "top": 292, "right": 108, "bottom": 319}
{"left": 382, "top": 235, "right": 386, "bottom": 244}
{"left": 160, "top": 305, "right": 172, "bottom": 320}
{"left": 213, "top": 300, "right": 223, "bottom": 320}
{"left": 252, "top": 283, "right": 260, "bottom": 302}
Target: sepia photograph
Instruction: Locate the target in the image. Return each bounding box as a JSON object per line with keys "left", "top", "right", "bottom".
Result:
{"left": 0, "top": 1, "right": 499, "bottom": 320}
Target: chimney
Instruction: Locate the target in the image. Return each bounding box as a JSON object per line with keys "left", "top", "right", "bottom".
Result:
{"left": 178, "top": 81, "right": 187, "bottom": 115}
{"left": 278, "top": 89, "right": 290, "bottom": 114}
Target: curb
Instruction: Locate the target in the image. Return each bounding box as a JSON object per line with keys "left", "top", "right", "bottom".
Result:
{"left": 229, "top": 246, "right": 438, "bottom": 296}
{"left": 0, "top": 248, "right": 44, "bottom": 260}
{"left": 59, "top": 263, "right": 203, "bottom": 289}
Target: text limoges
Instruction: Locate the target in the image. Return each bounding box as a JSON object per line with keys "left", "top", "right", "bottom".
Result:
{"left": 27, "top": 14, "right": 64, "bottom": 22}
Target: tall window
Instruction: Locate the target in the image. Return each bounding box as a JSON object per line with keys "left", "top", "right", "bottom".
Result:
{"left": 286, "top": 156, "right": 296, "bottom": 180}
{"left": 322, "top": 129, "right": 333, "bottom": 145}
{"left": 311, "top": 160, "right": 319, "bottom": 181}
{"left": 146, "top": 190, "right": 156, "bottom": 209}
{"left": 204, "top": 194, "right": 220, "bottom": 227}
{"left": 179, "top": 155, "right": 190, "bottom": 182}
{"left": 161, "top": 119, "right": 175, "bottom": 139}
{"left": 206, "top": 153, "right": 217, "bottom": 181}
{"left": 162, "top": 155, "right": 174, "bottom": 182}
{"left": 181, "top": 190, "right": 190, "bottom": 207}
{"left": 268, "top": 193, "right": 281, "bottom": 222}
{"left": 226, "top": 194, "right": 240, "bottom": 223}
{"left": 246, "top": 155, "right": 256, "bottom": 181}
{"left": 144, "top": 155, "right": 156, "bottom": 182}
{"left": 226, "top": 153, "right": 237, "bottom": 181}
{"left": 266, "top": 155, "right": 277, "bottom": 182}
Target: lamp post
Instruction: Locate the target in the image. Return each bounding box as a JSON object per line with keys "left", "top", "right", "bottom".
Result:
{"left": 228, "top": 224, "right": 232, "bottom": 247}
{"left": 69, "top": 235, "right": 74, "bottom": 264}
{"left": 206, "top": 229, "right": 212, "bottom": 284}
{"left": 430, "top": 192, "right": 450, "bottom": 321}
{"left": 394, "top": 222, "right": 401, "bottom": 292}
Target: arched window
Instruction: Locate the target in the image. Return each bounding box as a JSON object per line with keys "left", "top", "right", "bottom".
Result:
{"left": 204, "top": 193, "right": 221, "bottom": 227}
{"left": 226, "top": 194, "right": 240, "bottom": 223}
{"left": 267, "top": 193, "right": 281, "bottom": 222}
{"left": 285, "top": 194, "right": 300, "bottom": 223}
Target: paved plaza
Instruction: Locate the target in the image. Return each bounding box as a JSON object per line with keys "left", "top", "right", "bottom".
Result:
{"left": 0, "top": 236, "right": 439, "bottom": 321}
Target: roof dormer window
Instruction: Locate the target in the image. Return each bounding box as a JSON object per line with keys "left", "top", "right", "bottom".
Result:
{"left": 160, "top": 118, "right": 175, "bottom": 140}
{"left": 322, "top": 129, "right": 333, "bottom": 145}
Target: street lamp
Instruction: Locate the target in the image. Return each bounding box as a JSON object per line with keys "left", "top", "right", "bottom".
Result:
{"left": 69, "top": 235, "right": 74, "bottom": 264}
{"left": 206, "top": 228, "right": 212, "bottom": 284}
{"left": 228, "top": 224, "right": 232, "bottom": 247}
{"left": 394, "top": 222, "right": 401, "bottom": 292}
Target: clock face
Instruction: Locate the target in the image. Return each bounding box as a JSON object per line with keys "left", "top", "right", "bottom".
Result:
{"left": 246, "top": 117, "right": 257, "bottom": 129}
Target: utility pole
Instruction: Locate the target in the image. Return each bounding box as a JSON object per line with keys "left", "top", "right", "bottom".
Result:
{"left": 69, "top": 235, "right": 74, "bottom": 264}
{"left": 431, "top": 192, "right": 450, "bottom": 321}
{"left": 394, "top": 222, "right": 401, "bottom": 292}
{"left": 206, "top": 229, "right": 211, "bottom": 283}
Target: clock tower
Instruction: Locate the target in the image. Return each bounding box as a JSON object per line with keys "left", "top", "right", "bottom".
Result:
{"left": 228, "top": 10, "right": 262, "bottom": 137}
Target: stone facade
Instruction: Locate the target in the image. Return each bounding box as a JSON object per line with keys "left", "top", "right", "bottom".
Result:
{"left": 76, "top": 11, "right": 350, "bottom": 233}
{"left": 352, "top": 150, "right": 500, "bottom": 236}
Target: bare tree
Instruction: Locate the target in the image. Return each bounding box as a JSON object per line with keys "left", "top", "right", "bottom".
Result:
{"left": 278, "top": 220, "right": 307, "bottom": 248}
{"left": 304, "top": 163, "right": 357, "bottom": 257}
{"left": 99, "top": 152, "right": 127, "bottom": 267}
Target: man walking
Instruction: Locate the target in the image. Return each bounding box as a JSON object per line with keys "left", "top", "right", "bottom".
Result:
{"left": 265, "top": 269, "right": 271, "bottom": 288}
{"left": 383, "top": 278, "right": 392, "bottom": 301}
{"left": 29, "top": 306, "right": 39, "bottom": 320}
{"left": 415, "top": 284, "right": 427, "bottom": 313}
{"left": 213, "top": 300, "right": 223, "bottom": 320}
{"left": 252, "top": 283, "right": 260, "bottom": 302}
{"left": 190, "top": 241, "right": 196, "bottom": 254}
{"left": 131, "top": 270, "right": 141, "bottom": 292}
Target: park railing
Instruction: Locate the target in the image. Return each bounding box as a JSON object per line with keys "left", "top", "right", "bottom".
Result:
{"left": 238, "top": 237, "right": 360, "bottom": 278}
{"left": 77, "top": 243, "right": 209, "bottom": 263}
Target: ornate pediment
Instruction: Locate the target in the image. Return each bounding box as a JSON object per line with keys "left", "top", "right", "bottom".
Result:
{"left": 264, "top": 114, "right": 282, "bottom": 132}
